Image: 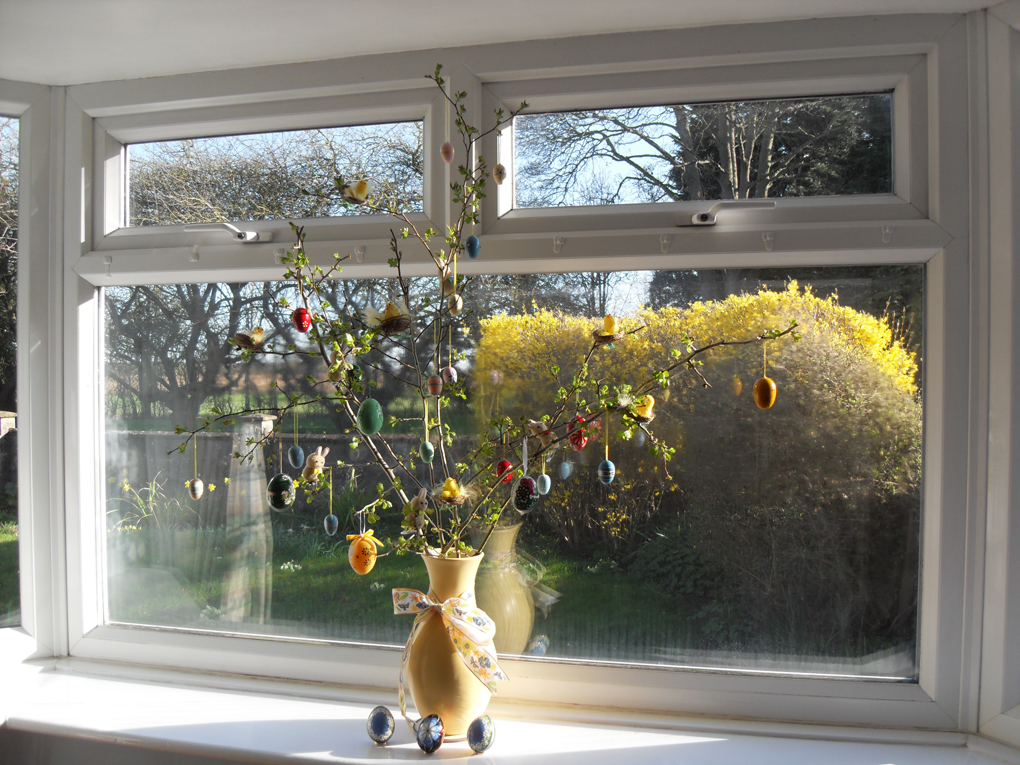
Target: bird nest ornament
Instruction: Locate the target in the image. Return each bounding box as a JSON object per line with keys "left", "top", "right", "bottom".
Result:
{"left": 363, "top": 300, "right": 412, "bottom": 336}
{"left": 435, "top": 477, "right": 468, "bottom": 506}
{"left": 592, "top": 314, "right": 624, "bottom": 345}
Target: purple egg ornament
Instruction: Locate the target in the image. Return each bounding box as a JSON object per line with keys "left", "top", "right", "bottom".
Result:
{"left": 441, "top": 366, "right": 458, "bottom": 384}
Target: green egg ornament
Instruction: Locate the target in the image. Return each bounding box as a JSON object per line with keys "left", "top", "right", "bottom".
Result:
{"left": 266, "top": 473, "right": 296, "bottom": 511}
{"left": 419, "top": 440, "right": 435, "bottom": 463}
{"left": 357, "top": 398, "right": 384, "bottom": 435}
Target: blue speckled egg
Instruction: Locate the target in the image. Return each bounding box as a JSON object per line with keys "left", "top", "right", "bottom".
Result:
{"left": 536, "top": 473, "right": 552, "bottom": 495}
{"left": 513, "top": 476, "right": 539, "bottom": 514}
{"left": 416, "top": 714, "right": 444, "bottom": 754}
{"left": 366, "top": 705, "right": 394, "bottom": 744}
{"left": 419, "top": 440, "right": 435, "bottom": 463}
{"left": 324, "top": 514, "right": 339, "bottom": 536}
{"left": 465, "top": 235, "right": 481, "bottom": 259}
{"left": 558, "top": 461, "right": 573, "bottom": 480}
{"left": 633, "top": 429, "right": 647, "bottom": 448}
{"left": 266, "top": 473, "right": 295, "bottom": 511}
{"left": 466, "top": 714, "right": 495, "bottom": 754}
{"left": 287, "top": 444, "right": 305, "bottom": 469}
{"left": 598, "top": 459, "right": 616, "bottom": 485}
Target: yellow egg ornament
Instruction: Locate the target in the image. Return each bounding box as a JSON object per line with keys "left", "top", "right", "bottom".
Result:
{"left": 347, "top": 530, "right": 385, "bottom": 575}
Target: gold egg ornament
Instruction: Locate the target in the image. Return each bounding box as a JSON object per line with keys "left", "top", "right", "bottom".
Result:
{"left": 753, "top": 377, "right": 777, "bottom": 410}
{"left": 731, "top": 375, "right": 743, "bottom": 396}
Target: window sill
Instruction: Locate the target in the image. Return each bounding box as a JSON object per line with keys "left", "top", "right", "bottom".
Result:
{"left": 2, "top": 629, "right": 1018, "bottom": 765}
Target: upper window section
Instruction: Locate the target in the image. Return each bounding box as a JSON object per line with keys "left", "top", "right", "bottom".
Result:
{"left": 514, "top": 94, "right": 892, "bottom": 207}
{"left": 127, "top": 121, "right": 424, "bottom": 227}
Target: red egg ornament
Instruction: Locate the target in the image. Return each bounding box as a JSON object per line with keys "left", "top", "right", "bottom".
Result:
{"left": 291, "top": 307, "right": 312, "bottom": 333}
{"left": 440, "top": 142, "right": 455, "bottom": 164}
{"left": 568, "top": 415, "right": 589, "bottom": 451}
{"left": 427, "top": 375, "right": 444, "bottom": 397}
{"left": 496, "top": 459, "right": 514, "bottom": 484}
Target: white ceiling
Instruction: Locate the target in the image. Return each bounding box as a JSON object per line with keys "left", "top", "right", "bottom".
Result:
{"left": 0, "top": 0, "right": 995, "bottom": 87}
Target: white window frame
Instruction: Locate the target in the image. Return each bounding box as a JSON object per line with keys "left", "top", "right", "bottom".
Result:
{"left": 18, "top": 11, "right": 996, "bottom": 732}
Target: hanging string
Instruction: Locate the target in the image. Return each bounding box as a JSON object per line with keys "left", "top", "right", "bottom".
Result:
{"left": 193, "top": 436, "right": 198, "bottom": 480}
{"left": 522, "top": 434, "right": 528, "bottom": 476}
{"left": 278, "top": 432, "right": 282, "bottom": 469}
{"left": 444, "top": 81, "right": 450, "bottom": 143}
{"left": 293, "top": 407, "right": 298, "bottom": 446}
{"left": 605, "top": 412, "right": 610, "bottom": 462}
{"left": 763, "top": 343, "right": 767, "bottom": 378}
{"left": 424, "top": 398, "right": 429, "bottom": 441}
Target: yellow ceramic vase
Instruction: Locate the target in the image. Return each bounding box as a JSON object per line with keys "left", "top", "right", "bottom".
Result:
{"left": 474, "top": 523, "right": 535, "bottom": 654}
{"left": 405, "top": 553, "right": 491, "bottom": 738}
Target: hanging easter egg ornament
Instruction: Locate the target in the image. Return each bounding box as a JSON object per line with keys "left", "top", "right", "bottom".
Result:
{"left": 633, "top": 429, "right": 647, "bottom": 448}
{"left": 366, "top": 706, "right": 395, "bottom": 745}
{"left": 419, "top": 440, "right": 435, "bottom": 463}
{"left": 440, "top": 142, "right": 455, "bottom": 164}
{"left": 266, "top": 473, "right": 296, "bottom": 511}
{"left": 537, "top": 473, "right": 552, "bottom": 495}
{"left": 493, "top": 163, "right": 507, "bottom": 185}
{"left": 291, "top": 307, "right": 312, "bottom": 333}
{"left": 441, "top": 366, "right": 458, "bottom": 384}
{"left": 416, "top": 714, "right": 445, "bottom": 754}
{"left": 324, "top": 513, "right": 339, "bottom": 536}
{"left": 753, "top": 344, "right": 777, "bottom": 410}
{"left": 347, "top": 530, "right": 385, "bottom": 575}
{"left": 357, "top": 398, "right": 384, "bottom": 435}
{"left": 466, "top": 715, "right": 495, "bottom": 754}
{"left": 287, "top": 444, "right": 305, "bottom": 469}
{"left": 754, "top": 377, "right": 777, "bottom": 410}
{"left": 513, "top": 476, "right": 540, "bottom": 513}
{"left": 731, "top": 375, "right": 743, "bottom": 396}
{"left": 496, "top": 459, "right": 514, "bottom": 484}
{"left": 448, "top": 294, "right": 464, "bottom": 316}
{"left": 568, "top": 415, "right": 589, "bottom": 451}
{"left": 188, "top": 478, "right": 204, "bottom": 500}
{"left": 465, "top": 235, "right": 481, "bottom": 259}
{"left": 598, "top": 460, "right": 616, "bottom": 485}
{"left": 427, "top": 375, "right": 444, "bottom": 397}
{"left": 559, "top": 461, "right": 574, "bottom": 480}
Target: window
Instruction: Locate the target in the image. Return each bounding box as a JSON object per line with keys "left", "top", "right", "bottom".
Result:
{"left": 514, "top": 94, "right": 892, "bottom": 208}
{"left": 0, "top": 116, "right": 16, "bottom": 629}
{"left": 104, "top": 264, "right": 922, "bottom": 679}
{"left": 127, "top": 121, "right": 424, "bottom": 227}
{"left": 57, "top": 14, "right": 980, "bottom": 729}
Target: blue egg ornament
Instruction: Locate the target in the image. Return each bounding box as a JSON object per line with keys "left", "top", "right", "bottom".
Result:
{"left": 466, "top": 715, "right": 495, "bottom": 754}
{"left": 598, "top": 459, "right": 616, "bottom": 485}
{"left": 558, "top": 461, "right": 573, "bottom": 480}
{"left": 419, "top": 440, "right": 435, "bottom": 463}
{"left": 366, "top": 705, "right": 395, "bottom": 744}
{"left": 287, "top": 444, "right": 305, "bottom": 469}
{"left": 465, "top": 235, "right": 481, "bottom": 259}
{"left": 633, "top": 429, "right": 647, "bottom": 448}
{"left": 324, "top": 514, "right": 339, "bottom": 536}
{"left": 266, "top": 473, "right": 296, "bottom": 511}
{"left": 416, "top": 714, "right": 444, "bottom": 754}
{"left": 536, "top": 473, "right": 552, "bottom": 495}
{"left": 513, "top": 476, "right": 540, "bottom": 514}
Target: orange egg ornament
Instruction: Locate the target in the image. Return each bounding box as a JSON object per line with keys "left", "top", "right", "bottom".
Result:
{"left": 347, "top": 530, "right": 385, "bottom": 575}
{"left": 753, "top": 377, "right": 777, "bottom": 410}
{"left": 731, "top": 375, "right": 743, "bottom": 396}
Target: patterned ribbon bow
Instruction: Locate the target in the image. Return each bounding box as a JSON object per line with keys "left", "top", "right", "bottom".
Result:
{"left": 392, "top": 587, "right": 508, "bottom": 722}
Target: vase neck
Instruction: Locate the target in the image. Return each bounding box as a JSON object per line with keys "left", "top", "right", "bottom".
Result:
{"left": 422, "top": 553, "right": 484, "bottom": 602}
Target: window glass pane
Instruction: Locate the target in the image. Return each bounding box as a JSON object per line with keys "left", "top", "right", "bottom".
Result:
{"left": 0, "top": 117, "right": 18, "bottom": 629}
{"left": 104, "top": 264, "right": 920, "bottom": 679}
{"left": 127, "top": 121, "right": 423, "bottom": 226}
{"left": 514, "top": 94, "right": 892, "bottom": 207}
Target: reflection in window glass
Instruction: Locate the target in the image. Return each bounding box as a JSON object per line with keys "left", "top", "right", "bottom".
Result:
{"left": 515, "top": 94, "right": 892, "bottom": 207}
{"left": 0, "top": 117, "right": 18, "bottom": 629}
{"left": 127, "top": 121, "right": 424, "bottom": 226}
{"left": 104, "top": 265, "right": 921, "bottom": 678}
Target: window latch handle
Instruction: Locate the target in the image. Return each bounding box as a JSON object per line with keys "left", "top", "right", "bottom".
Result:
{"left": 183, "top": 222, "right": 273, "bottom": 243}
{"left": 681, "top": 200, "right": 776, "bottom": 226}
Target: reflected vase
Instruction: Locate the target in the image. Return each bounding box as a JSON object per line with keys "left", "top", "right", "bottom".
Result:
{"left": 405, "top": 553, "right": 491, "bottom": 739}
{"left": 473, "top": 523, "right": 535, "bottom": 655}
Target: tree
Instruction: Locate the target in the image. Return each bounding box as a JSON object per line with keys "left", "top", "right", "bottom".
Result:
{"left": 0, "top": 119, "right": 18, "bottom": 413}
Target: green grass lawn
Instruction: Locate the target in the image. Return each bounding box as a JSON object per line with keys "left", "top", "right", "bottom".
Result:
{"left": 0, "top": 514, "right": 19, "bottom": 627}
